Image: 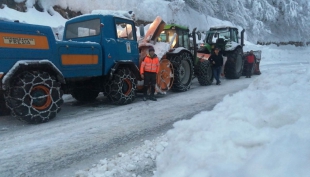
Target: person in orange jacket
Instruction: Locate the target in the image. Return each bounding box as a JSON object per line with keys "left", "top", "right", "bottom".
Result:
{"left": 246, "top": 50, "right": 256, "bottom": 78}
{"left": 140, "top": 47, "right": 160, "bottom": 101}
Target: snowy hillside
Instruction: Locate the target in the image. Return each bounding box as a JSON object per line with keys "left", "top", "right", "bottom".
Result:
{"left": 1, "top": 0, "right": 310, "bottom": 43}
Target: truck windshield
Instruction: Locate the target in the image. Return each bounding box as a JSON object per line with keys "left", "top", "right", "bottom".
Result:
{"left": 65, "top": 19, "right": 101, "bottom": 39}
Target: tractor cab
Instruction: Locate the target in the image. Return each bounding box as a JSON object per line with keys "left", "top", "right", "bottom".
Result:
{"left": 199, "top": 26, "right": 244, "bottom": 54}
{"left": 158, "top": 24, "right": 190, "bottom": 49}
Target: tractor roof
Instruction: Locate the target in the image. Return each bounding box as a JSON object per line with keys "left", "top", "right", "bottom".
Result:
{"left": 209, "top": 26, "right": 238, "bottom": 30}
{"left": 164, "top": 24, "right": 189, "bottom": 31}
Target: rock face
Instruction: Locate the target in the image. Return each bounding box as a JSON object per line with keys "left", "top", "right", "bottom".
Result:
{"left": 0, "top": 0, "right": 81, "bottom": 19}
{"left": 0, "top": 0, "right": 27, "bottom": 12}
{"left": 53, "top": 5, "right": 82, "bottom": 19}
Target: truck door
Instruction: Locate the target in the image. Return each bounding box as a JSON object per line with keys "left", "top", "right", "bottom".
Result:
{"left": 114, "top": 18, "right": 139, "bottom": 66}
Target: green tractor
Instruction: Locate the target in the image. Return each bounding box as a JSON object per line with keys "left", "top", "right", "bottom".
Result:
{"left": 198, "top": 26, "right": 246, "bottom": 79}
{"left": 158, "top": 24, "right": 214, "bottom": 86}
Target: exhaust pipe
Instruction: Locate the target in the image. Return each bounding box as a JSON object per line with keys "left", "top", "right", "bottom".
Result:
{"left": 192, "top": 28, "right": 197, "bottom": 61}
{"left": 241, "top": 29, "right": 245, "bottom": 46}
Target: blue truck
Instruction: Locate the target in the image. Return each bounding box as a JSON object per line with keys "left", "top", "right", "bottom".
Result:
{"left": 0, "top": 14, "right": 141, "bottom": 123}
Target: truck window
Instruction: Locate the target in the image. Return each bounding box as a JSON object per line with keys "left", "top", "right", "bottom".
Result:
{"left": 66, "top": 19, "right": 100, "bottom": 39}
{"left": 116, "top": 22, "right": 134, "bottom": 40}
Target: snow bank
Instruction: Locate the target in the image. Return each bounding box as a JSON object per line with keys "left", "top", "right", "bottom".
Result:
{"left": 75, "top": 136, "right": 168, "bottom": 177}
{"left": 75, "top": 45, "right": 310, "bottom": 177}
{"left": 153, "top": 46, "right": 310, "bottom": 177}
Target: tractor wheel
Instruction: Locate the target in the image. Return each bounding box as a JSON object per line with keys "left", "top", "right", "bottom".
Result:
{"left": 5, "top": 71, "right": 63, "bottom": 124}
{"left": 71, "top": 88, "right": 99, "bottom": 102}
{"left": 224, "top": 48, "right": 244, "bottom": 79}
{"left": 105, "top": 68, "right": 136, "bottom": 105}
{"left": 197, "top": 60, "right": 213, "bottom": 86}
{"left": 0, "top": 91, "right": 10, "bottom": 116}
{"left": 169, "top": 52, "right": 193, "bottom": 92}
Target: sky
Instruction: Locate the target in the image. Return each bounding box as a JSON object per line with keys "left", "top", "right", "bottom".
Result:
{"left": 1, "top": 1, "right": 310, "bottom": 177}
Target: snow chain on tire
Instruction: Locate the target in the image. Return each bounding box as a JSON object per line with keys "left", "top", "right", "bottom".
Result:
{"left": 224, "top": 48, "right": 244, "bottom": 79}
{"left": 168, "top": 52, "right": 193, "bottom": 92}
{"left": 105, "top": 68, "right": 136, "bottom": 105}
{"left": 5, "top": 71, "right": 63, "bottom": 124}
{"left": 197, "top": 60, "right": 213, "bottom": 86}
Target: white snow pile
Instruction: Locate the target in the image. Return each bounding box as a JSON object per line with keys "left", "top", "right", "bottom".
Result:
{"left": 91, "top": 10, "right": 135, "bottom": 20}
{"left": 76, "top": 44, "right": 310, "bottom": 177}
{"left": 0, "top": 4, "right": 66, "bottom": 27}
{"left": 154, "top": 62, "right": 310, "bottom": 177}
{"left": 75, "top": 135, "right": 168, "bottom": 177}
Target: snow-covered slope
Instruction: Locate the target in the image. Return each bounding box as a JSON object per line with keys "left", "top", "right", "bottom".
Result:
{"left": 1, "top": 0, "right": 309, "bottom": 43}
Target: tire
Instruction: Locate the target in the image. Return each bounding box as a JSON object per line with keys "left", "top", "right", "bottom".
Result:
{"left": 105, "top": 68, "right": 136, "bottom": 105}
{"left": 197, "top": 60, "right": 213, "bottom": 86}
{"left": 168, "top": 52, "right": 193, "bottom": 92}
{"left": 71, "top": 88, "right": 99, "bottom": 102}
{"left": 5, "top": 71, "right": 63, "bottom": 124}
{"left": 224, "top": 48, "right": 244, "bottom": 79}
{"left": 0, "top": 91, "right": 10, "bottom": 116}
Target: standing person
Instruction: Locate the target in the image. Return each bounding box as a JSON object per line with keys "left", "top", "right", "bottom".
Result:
{"left": 209, "top": 47, "right": 224, "bottom": 85}
{"left": 140, "top": 47, "right": 160, "bottom": 101}
{"left": 246, "top": 50, "right": 256, "bottom": 78}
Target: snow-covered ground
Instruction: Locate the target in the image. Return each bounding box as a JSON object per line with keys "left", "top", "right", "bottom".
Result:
{"left": 1, "top": 2, "right": 310, "bottom": 177}
{"left": 73, "top": 44, "right": 310, "bottom": 177}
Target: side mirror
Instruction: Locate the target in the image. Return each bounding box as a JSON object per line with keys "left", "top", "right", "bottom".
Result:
{"left": 139, "top": 24, "right": 145, "bottom": 37}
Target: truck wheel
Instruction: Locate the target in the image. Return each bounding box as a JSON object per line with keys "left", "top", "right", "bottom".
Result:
{"left": 169, "top": 52, "right": 193, "bottom": 92}
{"left": 197, "top": 60, "right": 213, "bottom": 86}
{"left": 105, "top": 68, "right": 136, "bottom": 105}
{"left": 5, "top": 71, "right": 63, "bottom": 124}
{"left": 71, "top": 89, "right": 99, "bottom": 102}
{"left": 224, "top": 48, "right": 244, "bottom": 79}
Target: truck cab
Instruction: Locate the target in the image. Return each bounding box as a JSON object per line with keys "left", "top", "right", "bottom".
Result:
{"left": 60, "top": 14, "right": 139, "bottom": 78}
{"left": 0, "top": 14, "right": 141, "bottom": 124}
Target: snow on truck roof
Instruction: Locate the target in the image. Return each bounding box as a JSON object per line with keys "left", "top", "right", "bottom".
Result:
{"left": 91, "top": 10, "right": 135, "bottom": 20}
{"left": 67, "top": 10, "right": 135, "bottom": 22}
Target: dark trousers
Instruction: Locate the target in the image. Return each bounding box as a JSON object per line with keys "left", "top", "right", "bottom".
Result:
{"left": 246, "top": 63, "right": 254, "bottom": 77}
{"left": 143, "top": 72, "right": 157, "bottom": 97}
{"left": 213, "top": 66, "right": 222, "bottom": 84}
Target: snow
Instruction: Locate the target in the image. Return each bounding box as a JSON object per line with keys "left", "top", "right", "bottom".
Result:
{"left": 0, "top": 5, "right": 66, "bottom": 28}
{"left": 91, "top": 10, "right": 135, "bottom": 20}
{"left": 1, "top": 1, "right": 310, "bottom": 177}
{"left": 72, "top": 43, "right": 310, "bottom": 177}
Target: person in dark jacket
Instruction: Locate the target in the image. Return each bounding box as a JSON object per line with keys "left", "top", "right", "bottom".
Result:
{"left": 140, "top": 47, "right": 160, "bottom": 101}
{"left": 246, "top": 50, "right": 256, "bottom": 78}
{"left": 209, "top": 47, "right": 224, "bottom": 85}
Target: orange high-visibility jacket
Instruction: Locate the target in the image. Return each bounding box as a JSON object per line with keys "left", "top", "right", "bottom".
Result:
{"left": 140, "top": 55, "right": 160, "bottom": 74}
